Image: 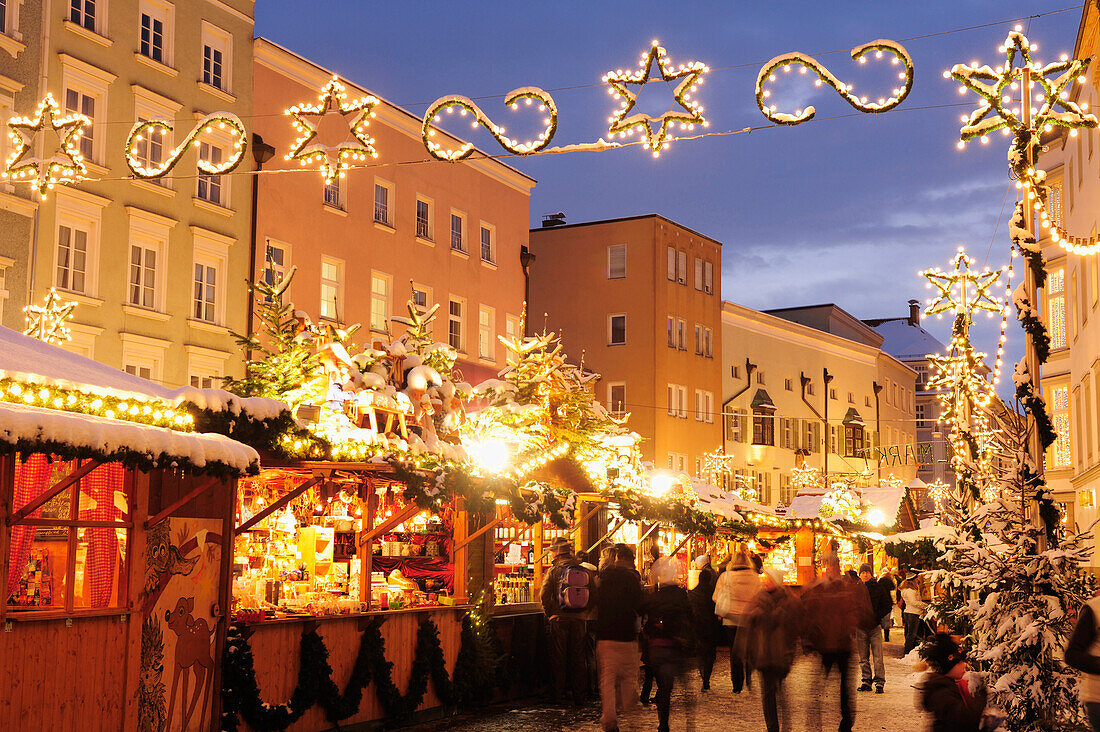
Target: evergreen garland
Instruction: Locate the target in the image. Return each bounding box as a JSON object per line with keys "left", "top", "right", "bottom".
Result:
{"left": 452, "top": 591, "right": 506, "bottom": 706}
{"left": 221, "top": 616, "right": 457, "bottom": 732}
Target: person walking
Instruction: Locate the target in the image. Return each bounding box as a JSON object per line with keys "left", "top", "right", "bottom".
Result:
{"left": 800, "top": 552, "right": 875, "bottom": 732}
{"left": 878, "top": 567, "right": 897, "bottom": 642}
{"left": 712, "top": 550, "right": 760, "bottom": 693}
{"left": 594, "top": 544, "right": 643, "bottom": 732}
{"left": 688, "top": 553, "right": 720, "bottom": 691}
{"left": 919, "top": 633, "right": 996, "bottom": 732}
{"left": 1065, "top": 591, "right": 1100, "bottom": 729}
{"left": 642, "top": 557, "right": 694, "bottom": 732}
{"left": 540, "top": 537, "right": 596, "bottom": 705}
{"left": 901, "top": 575, "right": 929, "bottom": 655}
{"left": 856, "top": 563, "right": 891, "bottom": 693}
{"left": 741, "top": 568, "right": 803, "bottom": 732}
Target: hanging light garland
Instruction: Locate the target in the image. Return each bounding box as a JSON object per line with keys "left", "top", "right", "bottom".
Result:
{"left": 422, "top": 87, "right": 558, "bottom": 161}
{"left": 22, "top": 288, "right": 77, "bottom": 345}
{"left": 3, "top": 93, "right": 89, "bottom": 198}
{"left": 755, "top": 39, "right": 914, "bottom": 126}
{"left": 124, "top": 112, "right": 247, "bottom": 180}
{"left": 285, "top": 75, "right": 380, "bottom": 184}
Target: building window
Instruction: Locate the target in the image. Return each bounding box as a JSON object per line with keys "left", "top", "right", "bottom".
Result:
{"left": 374, "top": 181, "right": 392, "bottom": 225}
{"left": 829, "top": 387, "right": 837, "bottom": 400}
{"left": 667, "top": 316, "right": 675, "bottom": 348}
{"left": 784, "top": 378, "right": 792, "bottom": 391}
{"left": 731, "top": 365, "right": 740, "bottom": 379}
{"left": 56, "top": 225, "right": 89, "bottom": 294}
{"left": 703, "top": 327, "right": 713, "bottom": 357}
{"left": 694, "top": 324, "right": 703, "bottom": 355}
{"left": 847, "top": 391, "right": 854, "bottom": 404}
{"left": 450, "top": 212, "right": 465, "bottom": 252}
{"left": 695, "top": 258, "right": 704, "bottom": 291}
{"left": 695, "top": 390, "right": 713, "bottom": 423}
{"left": 677, "top": 318, "right": 686, "bottom": 350}
{"left": 412, "top": 284, "right": 430, "bottom": 312}
{"left": 704, "top": 261, "right": 714, "bottom": 294}
{"left": 756, "top": 370, "right": 765, "bottom": 385}
{"left": 782, "top": 418, "right": 793, "bottom": 449}
{"left": 780, "top": 474, "right": 796, "bottom": 505}
{"left": 448, "top": 299, "right": 463, "bottom": 350}
{"left": 323, "top": 177, "right": 343, "bottom": 209}
{"left": 608, "top": 244, "right": 626, "bottom": 279}
{"left": 203, "top": 45, "right": 223, "bottom": 89}
{"left": 1048, "top": 267, "right": 1066, "bottom": 349}
{"left": 416, "top": 197, "right": 433, "bottom": 240}
{"left": 128, "top": 245, "right": 157, "bottom": 309}
{"left": 1050, "top": 384, "right": 1071, "bottom": 468}
{"left": 804, "top": 421, "right": 818, "bottom": 453}
{"left": 480, "top": 223, "right": 495, "bottom": 263}
{"left": 196, "top": 142, "right": 223, "bottom": 204}
{"left": 193, "top": 262, "right": 216, "bottom": 322}
{"left": 609, "top": 314, "right": 626, "bottom": 345}
{"left": 200, "top": 23, "right": 232, "bottom": 93}
{"left": 667, "top": 384, "right": 687, "bottom": 418}
{"left": 140, "top": 11, "right": 165, "bottom": 63}
{"left": 915, "top": 403, "right": 928, "bottom": 428}
{"left": 505, "top": 313, "right": 521, "bottom": 342}
{"left": 70, "top": 0, "right": 95, "bottom": 30}
{"left": 843, "top": 425, "right": 864, "bottom": 457}
{"left": 320, "top": 257, "right": 343, "bottom": 321}
{"left": 132, "top": 116, "right": 166, "bottom": 182}
{"left": 478, "top": 306, "right": 494, "bottom": 360}
{"left": 370, "top": 272, "right": 389, "bottom": 332}
{"left": 728, "top": 409, "right": 745, "bottom": 442}
{"left": 666, "top": 247, "right": 676, "bottom": 281}
{"left": 752, "top": 408, "right": 775, "bottom": 446}
{"left": 609, "top": 383, "right": 626, "bottom": 417}
{"left": 677, "top": 251, "right": 687, "bottom": 284}
{"left": 263, "top": 241, "right": 288, "bottom": 289}
{"left": 64, "top": 89, "right": 95, "bottom": 162}
{"left": 865, "top": 395, "right": 872, "bottom": 407}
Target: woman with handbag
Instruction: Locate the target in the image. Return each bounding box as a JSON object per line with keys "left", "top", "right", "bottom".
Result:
{"left": 712, "top": 551, "right": 761, "bottom": 693}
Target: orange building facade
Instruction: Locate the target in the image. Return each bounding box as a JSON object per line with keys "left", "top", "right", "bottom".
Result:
{"left": 528, "top": 214, "right": 723, "bottom": 474}
{"left": 252, "top": 39, "right": 534, "bottom": 383}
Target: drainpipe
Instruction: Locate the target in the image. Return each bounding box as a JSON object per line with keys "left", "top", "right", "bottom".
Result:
{"left": 721, "top": 358, "right": 756, "bottom": 445}
{"left": 246, "top": 134, "right": 276, "bottom": 368}
{"left": 873, "top": 381, "right": 883, "bottom": 483}
{"left": 823, "top": 368, "right": 834, "bottom": 477}
{"left": 520, "top": 246, "right": 535, "bottom": 336}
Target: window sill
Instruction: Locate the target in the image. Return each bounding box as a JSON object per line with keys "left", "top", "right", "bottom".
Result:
{"left": 0, "top": 31, "right": 26, "bottom": 59}
{"left": 58, "top": 290, "right": 103, "bottom": 308}
{"left": 373, "top": 220, "right": 395, "bottom": 233}
{"left": 122, "top": 304, "right": 170, "bottom": 321}
{"left": 480, "top": 259, "right": 497, "bottom": 270}
{"left": 323, "top": 203, "right": 348, "bottom": 217}
{"left": 131, "top": 178, "right": 175, "bottom": 198}
{"left": 85, "top": 161, "right": 110, "bottom": 178}
{"left": 187, "top": 318, "right": 228, "bottom": 335}
{"left": 415, "top": 236, "right": 435, "bottom": 247}
{"left": 134, "top": 52, "right": 179, "bottom": 77}
{"left": 198, "top": 81, "right": 236, "bottom": 104}
{"left": 5, "top": 607, "right": 135, "bottom": 623}
{"left": 450, "top": 247, "right": 469, "bottom": 260}
{"left": 193, "top": 196, "right": 233, "bottom": 217}
{"left": 607, "top": 342, "right": 626, "bottom": 347}
{"left": 62, "top": 20, "right": 113, "bottom": 47}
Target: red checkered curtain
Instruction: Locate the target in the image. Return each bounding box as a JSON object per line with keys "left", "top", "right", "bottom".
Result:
{"left": 84, "top": 462, "right": 124, "bottom": 607}
{"left": 7, "top": 453, "right": 54, "bottom": 598}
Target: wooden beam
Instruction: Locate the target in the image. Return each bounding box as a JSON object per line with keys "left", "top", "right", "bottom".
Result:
{"left": 638, "top": 522, "right": 661, "bottom": 544}
{"left": 452, "top": 516, "right": 501, "bottom": 554}
{"left": 670, "top": 533, "right": 694, "bottom": 557}
{"left": 533, "top": 502, "right": 606, "bottom": 565}
{"left": 360, "top": 503, "right": 421, "bottom": 545}
{"left": 234, "top": 475, "right": 322, "bottom": 534}
{"left": 144, "top": 477, "right": 220, "bottom": 529}
{"left": 6, "top": 459, "right": 101, "bottom": 525}
{"left": 453, "top": 497, "right": 468, "bottom": 604}
{"left": 586, "top": 518, "right": 627, "bottom": 555}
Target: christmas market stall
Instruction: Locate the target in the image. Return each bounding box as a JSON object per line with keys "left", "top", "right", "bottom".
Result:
{"left": 0, "top": 326, "right": 261, "bottom": 732}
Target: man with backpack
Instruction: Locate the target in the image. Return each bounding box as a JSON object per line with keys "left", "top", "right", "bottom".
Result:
{"left": 541, "top": 536, "right": 596, "bottom": 705}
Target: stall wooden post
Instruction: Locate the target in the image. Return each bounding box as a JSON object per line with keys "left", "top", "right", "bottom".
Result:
{"left": 453, "top": 497, "right": 468, "bottom": 604}
{"left": 533, "top": 521, "right": 544, "bottom": 598}
{"left": 0, "top": 456, "right": 13, "bottom": 625}
{"left": 209, "top": 476, "right": 237, "bottom": 730}
{"left": 121, "top": 470, "right": 151, "bottom": 731}
{"left": 795, "top": 526, "right": 816, "bottom": 586}
{"left": 360, "top": 488, "right": 378, "bottom": 607}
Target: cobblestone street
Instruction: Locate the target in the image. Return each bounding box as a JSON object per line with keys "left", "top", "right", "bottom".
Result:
{"left": 415, "top": 641, "right": 928, "bottom": 732}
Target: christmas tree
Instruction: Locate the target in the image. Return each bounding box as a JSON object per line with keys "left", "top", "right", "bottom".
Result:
{"left": 224, "top": 267, "right": 320, "bottom": 401}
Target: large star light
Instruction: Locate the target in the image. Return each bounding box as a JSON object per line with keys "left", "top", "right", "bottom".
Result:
{"left": 923, "top": 251, "right": 1004, "bottom": 319}
{"left": 285, "top": 75, "right": 380, "bottom": 183}
{"left": 4, "top": 93, "right": 89, "bottom": 198}
{"left": 603, "top": 42, "right": 709, "bottom": 157}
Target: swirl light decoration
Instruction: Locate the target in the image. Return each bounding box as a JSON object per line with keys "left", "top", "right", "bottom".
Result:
{"left": 3, "top": 93, "right": 89, "bottom": 198}
{"left": 125, "top": 112, "right": 247, "bottom": 179}
{"left": 603, "top": 41, "right": 709, "bottom": 157}
{"left": 755, "top": 39, "right": 914, "bottom": 125}
{"left": 286, "top": 75, "right": 379, "bottom": 183}
{"left": 422, "top": 87, "right": 558, "bottom": 161}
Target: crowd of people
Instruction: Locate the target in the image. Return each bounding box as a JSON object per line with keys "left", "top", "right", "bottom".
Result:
{"left": 538, "top": 536, "right": 1004, "bottom": 732}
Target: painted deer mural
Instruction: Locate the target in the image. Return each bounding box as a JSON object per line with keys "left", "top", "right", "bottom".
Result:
{"left": 164, "top": 596, "right": 214, "bottom": 730}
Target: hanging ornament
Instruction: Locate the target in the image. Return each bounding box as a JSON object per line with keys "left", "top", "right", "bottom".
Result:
{"left": 756, "top": 39, "right": 913, "bottom": 126}
{"left": 125, "top": 112, "right": 247, "bottom": 180}
{"left": 422, "top": 87, "right": 557, "bottom": 161}
{"left": 603, "top": 41, "right": 709, "bottom": 157}
{"left": 23, "top": 287, "right": 77, "bottom": 344}
{"left": 285, "top": 75, "right": 379, "bottom": 183}
{"left": 3, "top": 93, "right": 89, "bottom": 198}
{"left": 923, "top": 250, "right": 1005, "bottom": 318}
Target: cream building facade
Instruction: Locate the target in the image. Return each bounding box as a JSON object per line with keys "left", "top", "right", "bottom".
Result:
{"left": 1, "top": 0, "right": 255, "bottom": 388}
{"left": 721, "top": 302, "right": 917, "bottom": 511}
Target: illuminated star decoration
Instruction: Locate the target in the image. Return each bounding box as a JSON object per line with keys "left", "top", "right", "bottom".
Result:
{"left": 4, "top": 93, "right": 89, "bottom": 198}
{"left": 949, "top": 29, "right": 1097, "bottom": 146}
{"left": 23, "top": 287, "right": 78, "bottom": 344}
{"left": 603, "top": 41, "right": 709, "bottom": 157}
{"left": 285, "top": 75, "right": 380, "bottom": 184}
{"left": 923, "top": 250, "right": 1005, "bottom": 318}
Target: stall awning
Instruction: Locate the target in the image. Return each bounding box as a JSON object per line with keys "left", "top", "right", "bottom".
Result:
{"left": 750, "top": 389, "right": 775, "bottom": 410}
{"left": 842, "top": 408, "right": 865, "bottom": 426}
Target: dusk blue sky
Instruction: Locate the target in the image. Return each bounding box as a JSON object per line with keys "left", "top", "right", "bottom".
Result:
{"left": 255, "top": 1, "right": 1085, "bottom": 376}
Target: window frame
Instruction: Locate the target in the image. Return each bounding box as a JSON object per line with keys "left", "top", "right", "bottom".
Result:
{"left": 479, "top": 221, "right": 495, "bottom": 264}
{"left": 608, "top": 382, "right": 626, "bottom": 417}
{"left": 608, "top": 313, "right": 626, "bottom": 346}
{"left": 449, "top": 210, "right": 466, "bottom": 253}
{"left": 61, "top": 55, "right": 116, "bottom": 168}
{"left": 126, "top": 207, "right": 172, "bottom": 313}
{"left": 666, "top": 246, "right": 676, "bottom": 281}
{"left": 319, "top": 256, "right": 345, "bottom": 323}
{"left": 262, "top": 239, "right": 290, "bottom": 290}
{"left": 190, "top": 227, "right": 230, "bottom": 327}
{"left": 676, "top": 250, "right": 687, "bottom": 284}
{"left": 448, "top": 296, "right": 465, "bottom": 352}
{"left": 478, "top": 305, "right": 495, "bottom": 361}
{"left": 138, "top": 0, "right": 174, "bottom": 67}
{"left": 368, "top": 270, "right": 391, "bottom": 334}
{"left": 195, "top": 141, "right": 225, "bottom": 205}
{"left": 323, "top": 175, "right": 345, "bottom": 211}
{"left": 752, "top": 407, "right": 775, "bottom": 446}
{"left": 373, "top": 178, "right": 394, "bottom": 226}
{"left": 607, "top": 243, "right": 626, "bottom": 279}
{"left": 415, "top": 195, "right": 434, "bottom": 241}
{"left": 200, "top": 21, "right": 232, "bottom": 94}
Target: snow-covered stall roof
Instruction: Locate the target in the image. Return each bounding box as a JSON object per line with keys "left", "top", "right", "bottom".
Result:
{"left": 689, "top": 477, "right": 775, "bottom": 521}
{"left": 786, "top": 494, "right": 825, "bottom": 519}
{"left": 862, "top": 483, "right": 909, "bottom": 525}
{"left": 882, "top": 524, "right": 956, "bottom": 546}
{"left": 0, "top": 401, "right": 258, "bottom": 477}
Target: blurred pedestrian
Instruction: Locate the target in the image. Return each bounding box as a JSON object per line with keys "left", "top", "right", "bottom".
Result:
{"left": 540, "top": 536, "right": 596, "bottom": 705}
{"left": 1065, "top": 591, "right": 1100, "bottom": 730}
{"left": 688, "top": 553, "right": 720, "bottom": 690}
{"left": 901, "top": 576, "right": 929, "bottom": 654}
{"left": 856, "top": 563, "right": 891, "bottom": 693}
{"left": 800, "top": 552, "right": 875, "bottom": 732}
{"left": 918, "top": 633, "right": 996, "bottom": 732}
{"left": 595, "top": 544, "right": 643, "bottom": 732}
{"left": 741, "top": 568, "right": 803, "bottom": 732}
{"left": 878, "top": 567, "right": 897, "bottom": 642}
{"left": 712, "top": 550, "right": 761, "bottom": 693}
{"left": 642, "top": 557, "right": 694, "bottom": 732}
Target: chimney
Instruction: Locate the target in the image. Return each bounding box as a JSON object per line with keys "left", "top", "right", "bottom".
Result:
{"left": 908, "top": 299, "right": 920, "bottom": 326}
{"left": 541, "top": 211, "right": 566, "bottom": 228}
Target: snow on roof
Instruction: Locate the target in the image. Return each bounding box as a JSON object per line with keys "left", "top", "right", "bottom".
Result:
{"left": 869, "top": 319, "right": 947, "bottom": 362}
{"left": 787, "top": 494, "right": 825, "bottom": 518}
{"left": 862, "top": 483, "right": 909, "bottom": 523}
{"left": 690, "top": 478, "right": 775, "bottom": 519}
{"left": 0, "top": 400, "right": 259, "bottom": 477}
{"left": 169, "top": 387, "right": 288, "bottom": 421}
{"left": 0, "top": 326, "right": 175, "bottom": 401}
{"left": 882, "top": 524, "right": 956, "bottom": 545}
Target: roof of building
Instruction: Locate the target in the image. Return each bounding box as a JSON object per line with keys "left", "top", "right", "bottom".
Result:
{"left": 529, "top": 213, "right": 722, "bottom": 245}
{"left": 763, "top": 303, "right": 884, "bottom": 349}
{"left": 865, "top": 318, "right": 947, "bottom": 362}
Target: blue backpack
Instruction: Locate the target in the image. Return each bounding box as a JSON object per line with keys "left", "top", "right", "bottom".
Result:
{"left": 558, "top": 565, "right": 591, "bottom": 612}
